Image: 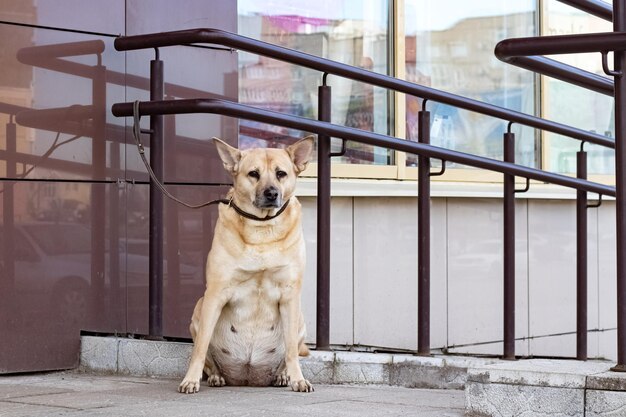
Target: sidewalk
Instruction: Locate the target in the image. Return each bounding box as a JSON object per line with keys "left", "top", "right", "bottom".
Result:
{"left": 0, "top": 371, "right": 465, "bottom": 416}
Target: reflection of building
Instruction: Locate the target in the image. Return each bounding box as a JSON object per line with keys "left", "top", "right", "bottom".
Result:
{"left": 239, "top": 13, "right": 391, "bottom": 163}
{"left": 408, "top": 12, "right": 535, "bottom": 95}
{"left": 239, "top": 15, "right": 326, "bottom": 148}
{"left": 29, "top": 179, "right": 90, "bottom": 222}
{"left": 0, "top": 0, "right": 35, "bottom": 222}
{"left": 546, "top": 9, "right": 611, "bottom": 72}
{"left": 405, "top": 12, "right": 536, "bottom": 162}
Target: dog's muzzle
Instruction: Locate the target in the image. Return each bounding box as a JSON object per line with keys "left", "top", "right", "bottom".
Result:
{"left": 256, "top": 186, "right": 282, "bottom": 208}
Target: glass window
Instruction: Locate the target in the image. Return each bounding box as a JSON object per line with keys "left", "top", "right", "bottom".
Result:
{"left": 404, "top": 0, "right": 537, "bottom": 169}
{"left": 238, "top": 0, "right": 393, "bottom": 165}
{"left": 542, "top": 1, "right": 614, "bottom": 177}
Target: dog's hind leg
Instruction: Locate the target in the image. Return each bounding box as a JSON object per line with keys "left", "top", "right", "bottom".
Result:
{"left": 202, "top": 352, "right": 225, "bottom": 387}
{"left": 273, "top": 361, "right": 289, "bottom": 387}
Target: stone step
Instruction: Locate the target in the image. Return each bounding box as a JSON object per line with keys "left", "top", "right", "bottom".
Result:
{"left": 78, "top": 335, "right": 496, "bottom": 388}
{"left": 79, "top": 336, "right": 626, "bottom": 416}
{"left": 466, "top": 359, "right": 626, "bottom": 416}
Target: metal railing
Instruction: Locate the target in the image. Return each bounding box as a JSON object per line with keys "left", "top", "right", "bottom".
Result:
{"left": 497, "top": 0, "right": 625, "bottom": 368}
{"left": 111, "top": 0, "right": 625, "bottom": 369}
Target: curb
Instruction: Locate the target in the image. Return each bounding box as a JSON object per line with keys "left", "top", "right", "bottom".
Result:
{"left": 78, "top": 335, "right": 497, "bottom": 389}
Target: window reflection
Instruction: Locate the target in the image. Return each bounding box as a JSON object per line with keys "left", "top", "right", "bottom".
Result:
{"left": 404, "top": 0, "right": 537, "bottom": 168}
{"left": 238, "top": 0, "right": 393, "bottom": 165}
{"left": 543, "top": 1, "right": 614, "bottom": 176}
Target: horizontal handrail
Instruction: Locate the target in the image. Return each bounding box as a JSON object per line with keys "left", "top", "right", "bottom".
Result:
{"left": 495, "top": 32, "right": 626, "bottom": 96}
{"left": 497, "top": 55, "right": 613, "bottom": 96}
{"left": 496, "top": 32, "right": 626, "bottom": 57}
{"left": 113, "top": 28, "right": 614, "bottom": 149}
{"left": 112, "top": 98, "right": 616, "bottom": 197}
{"left": 556, "top": 0, "right": 612, "bottom": 22}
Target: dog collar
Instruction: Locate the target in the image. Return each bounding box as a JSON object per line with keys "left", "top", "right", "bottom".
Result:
{"left": 214, "top": 198, "right": 290, "bottom": 222}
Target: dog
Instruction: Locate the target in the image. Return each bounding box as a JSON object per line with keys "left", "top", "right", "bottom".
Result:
{"left": 178, "top": 136, "right": 315, "bottom": 394}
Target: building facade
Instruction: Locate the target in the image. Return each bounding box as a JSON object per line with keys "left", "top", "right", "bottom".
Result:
{"left": 0, "top": 0, "right": 617, "bottom": 373}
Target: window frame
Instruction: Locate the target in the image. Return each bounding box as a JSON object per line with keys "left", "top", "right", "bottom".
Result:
{"left": 301, "top": 0, "right": 538, "bottom": 184}
{"left": 259, "top": 0, "right": 614, "bottom": 187}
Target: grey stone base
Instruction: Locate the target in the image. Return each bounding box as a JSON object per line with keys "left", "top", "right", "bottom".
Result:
{"left": 465, "top": 359, "right": 626, "bottom": 417}
{"left": 80, "top": 336, "right": 626, "bottom": 416}
{"left": 78, "top": 335, "right": 495, "bottom": 389}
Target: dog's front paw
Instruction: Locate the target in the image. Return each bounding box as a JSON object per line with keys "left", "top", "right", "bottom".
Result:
{"left": 178, "top": 377, "right": 201, "bottom": 394}
{"left": 207, "top": 374, "right": 226, "bottom": 387}
{"left": 290, "top": 379, "right": 314, "bottom": 393}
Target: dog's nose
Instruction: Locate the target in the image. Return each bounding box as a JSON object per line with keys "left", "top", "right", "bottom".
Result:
{"left": 264, "top": 186, "right": 279, "bottom": 201}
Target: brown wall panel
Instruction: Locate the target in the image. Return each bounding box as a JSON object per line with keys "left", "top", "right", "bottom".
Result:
{"left": 0, "top": 25, "right": 126, "bottom": 181}
{"left": 126, "top": 0, "right": 236, "bottom": 36}
{"left": 0, "top": 181, "right": 127, "bottom": 373}
{"left": 125, "top": 183, "right": 230, "bottom": 338}
{"left": 0, "top": 0, "right": 238, "bottom": 373}
{"left": 125, "top": 0, "right": 238, "bottom": 184}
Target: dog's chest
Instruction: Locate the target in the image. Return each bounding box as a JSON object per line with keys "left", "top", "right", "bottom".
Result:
{"left": 229, "top": 273, "right": 282, "bottom": 309}
{"left": 234, "top": 240, "right": 297, "bottom": 278}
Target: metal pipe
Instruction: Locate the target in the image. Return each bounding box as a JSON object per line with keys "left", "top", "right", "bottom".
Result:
{"left": 612, "top": 0, "right": 626, "bottom": 372}
{"left": 112, "top": 99, "right": 616, "bottom": 197}
{"left": 498, "top": 55, "right": 613, "bottom": 96}
{"left": 556, "top": 0, "right": 612, "bottom": 21}
{"left": 496, "top": 32, "right": 626, "bottom": 57}
{"left": 503, "top": 131, "right": 516, "bottom": 360}
{"left": 148, "top": 56, "right": 164, "bottom": 339}
{"left": 316, "top": 84, "right": 331, "bottom": 351}
{"left": 417, "top": 109, "right": 431, "bottom": 356}
{"left": 577, "top": 150, "right": 588, "bottom": 361}
{"left": 112, "top": 28, "right": 613, "bottom": 149}
{"left": 3, "top": 119, "right": 16, "bottom": 307}
{"left": 90, "top": 61, "right": 107, "bottom": 324}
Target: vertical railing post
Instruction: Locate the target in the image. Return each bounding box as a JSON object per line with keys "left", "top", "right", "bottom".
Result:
{"left": 2, "top": 117, "right": 16, "bottom": 309}
{"left": 316, "top": 75, "right": 331, "bottom": 350}
{"left": 503, "top": 127, "right": 516, "bottom": 360}
{"left": 90, "top": 56, "right": 107, "bottom": 322}
{"left": 417, "top": 101, "right": 431, "bottom": 356}
{"left": 149, "top": 49, "right": 164, "bottom": 339}
{"left": 576, "top": 147, "right": 588, "bottom": 361}
{"left": 612, "top": 0, "right": 626, "bottom": 372}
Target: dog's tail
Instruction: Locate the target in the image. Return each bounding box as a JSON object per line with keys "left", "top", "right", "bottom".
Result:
{"left": 298, "top": 341, "right": 310, "bottom": 357}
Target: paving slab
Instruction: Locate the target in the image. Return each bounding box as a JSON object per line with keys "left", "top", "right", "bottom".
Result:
{"left": 0, "top": 371, "right": 465, "bottom": 417}
{"left": 465, "top": 358, "right": 623, "bottom": 417}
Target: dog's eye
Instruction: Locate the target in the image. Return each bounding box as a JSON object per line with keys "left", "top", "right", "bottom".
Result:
{"left": 248, "top": 170, "right": 260, "bottom": 179}
{"left": 276, "top": 170, "right": 287, "bottom": 179}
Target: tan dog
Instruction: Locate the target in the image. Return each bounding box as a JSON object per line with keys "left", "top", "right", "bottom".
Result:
{"left": 178, "top": 136, "right": 314, "bottom": 394}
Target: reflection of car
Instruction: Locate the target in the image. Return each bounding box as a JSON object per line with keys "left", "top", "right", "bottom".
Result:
{"left": 0, "top": 222, "right": 203, "bottom": 327}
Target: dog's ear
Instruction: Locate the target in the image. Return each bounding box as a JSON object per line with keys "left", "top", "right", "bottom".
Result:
{"left": 287, "top": 136, "right": 315, "bottom": 174}
{"left": 213, "top": 137, "right": 241, "bottom": 174}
